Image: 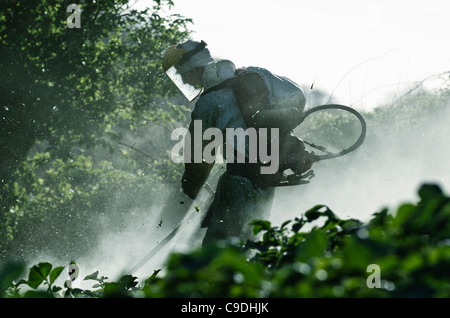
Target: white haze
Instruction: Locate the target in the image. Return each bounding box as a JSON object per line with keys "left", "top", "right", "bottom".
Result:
{"left": 274, "top": 105, "right": 450, "bottom": 226}
{"left": 52, "top": 88, "right": 448, "bottom": 288}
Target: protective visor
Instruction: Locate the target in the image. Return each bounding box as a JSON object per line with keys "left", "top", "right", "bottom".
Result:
{"left": 165, "top": 65, "right": 203, "bottom": 102}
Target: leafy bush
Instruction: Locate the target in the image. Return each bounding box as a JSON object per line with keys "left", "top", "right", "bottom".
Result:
{"left": 0, "top": 0, "right": 192, "bottom": 260}
{"left": 1, "top": 183, "right": 449, "bottom": 298}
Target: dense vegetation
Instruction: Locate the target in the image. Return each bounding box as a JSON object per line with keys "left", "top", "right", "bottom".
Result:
{"left": 1, "top": 182, "right": 450, "bottom": 298}
{"left": 1, "top": 0, "right": 192, "bottom": 261}
{"left": 1, "top": 0, "right": 449, "bottom": 299}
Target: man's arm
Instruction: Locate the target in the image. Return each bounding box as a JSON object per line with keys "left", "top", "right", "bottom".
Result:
{"left": 181, "top": 117, "right": 215, "bottom": 199}
{"left": 180, "top": 85, "right": 245, "bottom": 199}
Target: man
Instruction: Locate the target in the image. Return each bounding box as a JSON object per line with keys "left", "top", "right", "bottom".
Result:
{"left": 162, "top": 40, "right": 316, "bottom": 246}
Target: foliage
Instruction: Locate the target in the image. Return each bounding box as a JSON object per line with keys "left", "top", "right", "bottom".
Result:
{"left": 0, "top": 0, "right": 192, "bottom": 259}
{"left": 296, "top": 84, "right": 450, "bottom": 154}
{"left": 1, "top": 183, "right": 450, "bottom": 298}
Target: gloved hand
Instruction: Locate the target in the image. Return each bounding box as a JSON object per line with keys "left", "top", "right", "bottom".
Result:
{"left": 182, "top": 179, "right": 200, "bottom": 199}
{"left": 181, "top": 162, "right": 214, "bottom": 199}
{"left": 286, "top": 169, "right": 315, "bottom": 185}
{"left": 293, "top": 149, "right": 318, "bottom": 175}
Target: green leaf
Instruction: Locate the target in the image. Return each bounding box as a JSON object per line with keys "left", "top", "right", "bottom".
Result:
{"left": 119, "top": 274, "right": 138, "bottom": 289}
{"left": 339, "top": 219, "right": 363, "bottom": 232}
{"left": 395, "top": 203, "right": 416, "bottom": 228}
{"left": 304, "top": 205, "right": 326, "bottom": 221}
{"left": 296, "top": 229, "right": 327, "bottom": 262}
{"left": 251, "top": 220, "right": 271, "bottom": 235}
{"left": 49, "top": 266, "right": 65, "bottom": 285}
{"left": 84, "top": 271, "right": 99, "bottom": 281}
{"left": 418, "top": 184, "right": 443, "bottom": 202}
{"left": 304, "top": 205, "right": 339, "bottom": 224}
{"left": 52, "top": 286, "right": 62, "bottom": 293}
{"left": 38, "top": 262, "right": 52, "bottom": 279}
{"left": 70, "top": 288, "right": 86, "bottom": 298}
{"left": 292, "top": 217, "right": 305, "bottom": 233}
{"left": 15, "top": 279, "right": 28, "bottom": 288}
{"left": 27, "top": 266, "right": 45, "bottom": 289}
{"left": 145, "top": 269, "right": 161, "bottom": 286}
{"left": 323, "top": 207, "right": 340, "bottom": 224}
{"left": 341, "top": 236, "right": 373, "bottom": 270}
{"left": 281, "top": 220, "right": 291, "bottom": 229}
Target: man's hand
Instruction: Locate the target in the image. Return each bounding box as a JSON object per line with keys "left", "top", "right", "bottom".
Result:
{"left": 287, "top": 170, "right": 315, "bottom": 185}
{"left": 182, "top": 177, "right": 201, "bottom": 199}
{"left": 181, "top": 162, "right": 215, "bottom": 199}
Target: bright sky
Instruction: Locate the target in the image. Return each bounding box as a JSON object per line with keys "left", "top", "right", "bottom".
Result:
{"left": 156, "top": 0, "right": 449, "bottom": 111}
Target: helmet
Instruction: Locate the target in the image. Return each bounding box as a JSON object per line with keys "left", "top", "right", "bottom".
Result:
{"left": 162, "top": 40, "right": 213, "bottom": 101}
{"left": 161, "top": 45, "right": 188, "bottom": 72}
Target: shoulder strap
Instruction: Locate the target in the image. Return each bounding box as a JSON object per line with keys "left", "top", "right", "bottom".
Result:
{"left": 200, "top": 77, "right": 235, "bottom": 97}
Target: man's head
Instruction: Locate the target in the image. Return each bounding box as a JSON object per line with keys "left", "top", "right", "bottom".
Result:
{"left": 162, "top": 40, "right": 214, "bottom": 101}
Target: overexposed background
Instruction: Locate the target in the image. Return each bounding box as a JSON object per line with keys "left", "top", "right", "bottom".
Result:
{"left": 157, "top": 0, "right": 449, "bottom": 111}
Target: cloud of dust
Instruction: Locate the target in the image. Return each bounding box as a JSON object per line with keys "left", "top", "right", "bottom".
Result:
{"left": 54, "top": 89, "right": 450, "bottom": 286}
{"left": 272, "top": 93, "right": 450, "bottom": 226}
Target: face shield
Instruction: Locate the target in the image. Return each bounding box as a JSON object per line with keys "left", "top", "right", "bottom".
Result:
{"left": 165, "top": 63, "right": 203, "bottom": 102}
{"left": 162, "top": 40, "right": 212, "bottom": 102}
